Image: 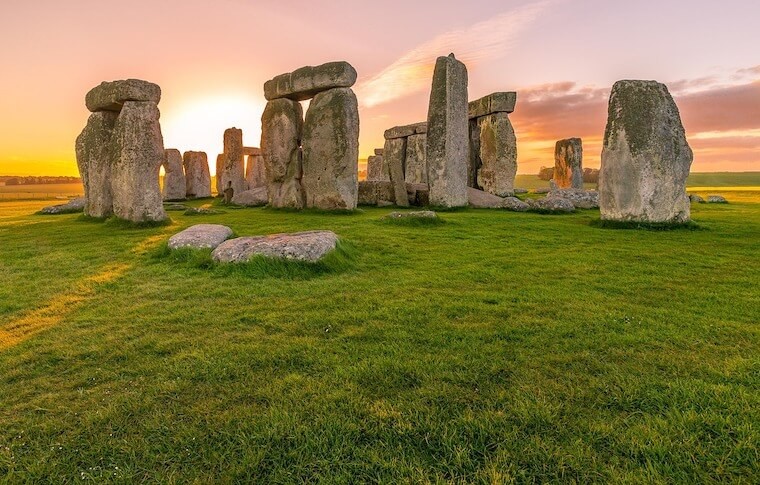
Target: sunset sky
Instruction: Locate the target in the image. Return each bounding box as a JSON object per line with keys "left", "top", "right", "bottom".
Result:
{"left": 0, "top": 0, "right": 758, "bottom": 176}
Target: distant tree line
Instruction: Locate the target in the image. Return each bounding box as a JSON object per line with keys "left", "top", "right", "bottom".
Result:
{"left": 538, "top": 167, "right": 599, "bottom": 183}
{"left": 1, "top": 176, "right": 82, "bottom": 186}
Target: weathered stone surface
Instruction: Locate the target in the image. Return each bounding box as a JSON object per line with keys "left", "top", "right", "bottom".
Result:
{"left": 514, "top": 187, "right": 528, "bottom": 194}
{"left": 533, "top": 188, "right": 550, "bottom": 194}
{"left": 261, "top": 98, "right": 304, "bottom": 209}
{"left": 384, "top": 137, "right": 409, "bottom": 207}
{"left": 405, "top": 134, "right": 427, "bottom": 184}
{"left": 39, "top": 197, "right": 86, "bottom": 215}
{"left": 245, "top": 154, "right": 267, "bottom": 189}
{"left": 503, "top": 196, "right": 530, "bottom": 212}
{"left": 385, "top": 210, "right": 437, "bottom": 219}
{"left": 408, "top": 183, "right": 430, "bottom": 207}
{"left": 358, "top": 180, "right": 395, "bottom": 205}
{"left": 374, "top": 148, "right": 384, "bottom": 156}
{"left": 215, "top": 154, "right": 224, "bottom": 195}
{"left": 475, "top": 112, "right": 517, "bottom": 197}
{"left": 426, "top": 54, "right": 469, "bottom": 208}
{"left": 549, "top": 186, "right": 599, "bottom": 209}
{"left": 110, "top": 101, "right": 167, "bottom": 222}
{"left": 212, "top": 230, "right": 339, "bottom": 263}
{"left": 688, "top": 194, "right": 705, "bottom": 203}
{"left": 264, "top": 61, "right": 357, "bottom": 101}
{"left": 527, "top": 196, "right": 575, "bottom": 213}
{"left": 183, "top": 151, "right": 212, "bottom": 198}
{"left": 467, "top": 187, "right": 505, "bottom": 208}
{"left": 162, "top": 149, "right": 186, "bottom": 201}
{"left": 231, "top": 187, "right": 268, "bottom": 207}
{"left": 554, "top": 138, "right": 583, "bottom": 189}
{"left": 86, "top": 79, "right": 161, "bottom": 112}
{"left": 220, "top": 128, "right": 246, "bottom": 197}
{"left": 468, "top": 92, "right": 516, "bottom": 119}
{"left": 243, "top": 147, "right": 261, "bottom": 156}
{"left": 76, "top": 111, "right": 117, "bottom": 218}
{"left": 301, "top": 87, "right": 359, "bottom": 210}
{"left": 384, "top": 122, "right": 427, "bottom": 140}
{"left": 366, "top": 155, "right": 388, "bottom": 182}
{"left": 168, "top": 224, "right": 233, "bottom": 250}
{"left": 707, "top": 194, "right": 728, "bottom": 204}
{"left": 600, "top": 80, "right": 693, "bottom": 223}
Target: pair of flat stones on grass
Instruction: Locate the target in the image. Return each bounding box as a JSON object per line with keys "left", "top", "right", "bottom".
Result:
{"left": 168, "top": 224, "right": 338, "bottom": 263}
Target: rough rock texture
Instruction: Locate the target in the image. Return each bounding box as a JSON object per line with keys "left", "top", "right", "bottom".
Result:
{"left": 514, "top": 188, "right": 528, "bottom": 194}
{"left": 110, "top": 101, "right": 167, "bottom": 222}
{"left": 220, "top": 128, "right": 246, "bottom": 196}
{"left": 527, "top": 196, "right": 575, "bottom": 213}
{"left": 467, "top": 187, "right": 506, "bottom": 209}
{"left": 86, "top": 79, "right": 161, "bottom": 113}
{"left": 162, "top": 149, "right": 186, "bottom": 201}
{"left": 358, "top": 181, "right": 395, "bottom": 206}
{"left": 385, "top": 210, "right": 437, "bottom": 219}
{"left": 689, "top": 194, "right": 705, "bottom": 203}
{"left": 215, "top": 154, "right": 224, "bottom": 195}
{"left": 408, "top": 183, "right": 430, "bottom": 207}
{"left": 426, "top": 54, "right": 469, "bottom": 207}
{"left": 384, "top": 122, "right": 427, "bottom": 139}
{"left": 183, "top": 151, "right": 212, "bottom": 198}
{"left": 246, "top": 154, "right": 267, "bottom": 189}
{"left": 212, "top": 231, "right": 339, "bottom": 263}
{"left": 548, "top": 187, "right": 599, "bottom": 209}
{"left": 599, "top": 80, "right": 693, "bottom": 223}
{"left": 554, "top": 138, "right": 584, "bottom": 189}
{"left": 468, "top": 92, "right": 517, "bottom": 119}
{"left": 475, "top": 112, "right": 517, "bottom": 196}
{"left": 168, "top": 224, "right": 233, "bottom": 250}
{"left": 231, "top": 187, "right": 268, "bottom": 207}
{"left": 301, "top": 87, "right": 359, "bottom": 210}
{"left": 383, "top": 137, "right": 409, "bottom": 207}
{"left": 39, "top": 197, "right": 86, "bottom": 215}
{"left": 374, "top": 148, "right": 384, "bottom": 156}
{"left": 503, "top": 196, "right": 530, "bottom": 212}
{"left": 404, "top": 134, "right": 427, "bottom": 184}
{"left": 75, "top": 111, "right": 118, "bottom": 218}
{"left": 243, "top": 147, "right": 261, "bottom": 156}
{"left": 366, "top": 155, "right": 388, "bottom": 182}
{"left": 261, "top": 98, "right": 304, "bottom": 208}
{"left": 264, "top": 62, "right": 357, "bottom": 101}
{"left": 707, "top": 195, "right": 728, "bottom": 203}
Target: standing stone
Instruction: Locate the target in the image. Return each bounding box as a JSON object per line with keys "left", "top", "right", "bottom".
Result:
{"left": 405, "top": 133, "right": 427, "bottom": 184}
{"left": 183, "top": 151, "right": 212, "bottom": 198}
{"left": 246, "top": 153, "right": 267, "bottom": 189}
{"left": 75, "top": 111, "right": 118, "bottom": 218}
{"left": 301, "top": 87, "right": 359, "bottom": 210}
{"left": 476, "top": 113, "right": 517, "bottom": 196}
{"left": 220, "top": 128, "right": 246, "bottom": 196}
{"left": 162, "top": 148, "right": 186, "bottom": 201}
{"left": 554, "top": 138, "right": 583, "bottom": 189}
{"left": 599, "top": 80, "right": 693, "bottom": 223}
{"left": 261, "top": 98, "right": 304, "bottom": 209}
{"left": 383, "top": 137, "right": 409, "bottom": 207}
{"left": 215, "top": 154, "right": 224, "bottom": 195}
{"left": 426, "top": 54, "right": 468, "bottom": 207}
{"left": 366, "top": 155, "right": 388, "bottom": 182}
{"left": 110, "top": 101, "right": 167, "bottom": 222}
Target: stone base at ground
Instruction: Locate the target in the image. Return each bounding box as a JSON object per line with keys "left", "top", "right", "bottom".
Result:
{"left": 548, "top": 186, "right": 599, "bottom": 209}
{"left": 385, "top": 210, "right": 438, "bottom": 220}
{"left": 467, "top": 187, "right": 529, "bottom": 211}
{"left": 527, "top": 196, "right": 575, "bottom": 213}
{"left": 39, "top": 198, "right": 86, "bottom": 215}
{"left": 168, "top": 224, "right": 233, "bottom": 250}
{"left": 231, "top": 187, "right": 268, "bottom": 207}
{"left": 212, "top": 230, "right": 338, "bottom": 263}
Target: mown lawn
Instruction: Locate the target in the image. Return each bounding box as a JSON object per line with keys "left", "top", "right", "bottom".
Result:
{"left": 0, "top": 195, "right": 758, "bottom": 483}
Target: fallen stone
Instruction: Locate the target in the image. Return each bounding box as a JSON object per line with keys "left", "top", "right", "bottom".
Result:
{"left": 549, "top": 186, "right": 599, "bottom": 209}
{"left": 600, "top": 80, "right": 693, "bottom": 223}
{"left": 467, "top": 187, "right": 506, "bottom": 209}
{"left": 86, "top": 79, "right": 161, "bottom": 112}
{"left": 162, "top": 149, "right": 186, "bottom": 201}
{"left": 475, "top": 112, "right": 517, "bottom": 196}
{"left": 231, "top": 187, "right": 268, "bottom": 207}
{"left": 528, "top": 196, "right": 575, "bottom": 213}
{"left": 383, "top": 137, "right": 409, "bottom": 207}
{"left": 301, "top": 87, "right": 359, "bottom": 210}
{"left": 385, "top": 210, "right": 438, "bottom": 220}
{"left": 384, "top": 122, "right": 427, "bottom": 140}
{"left": 688, "top": 194, "right": 705, "bottom": 203}
{"left": 184, "top": 207, "right": 225, "bottom": 216}
{"left": 707, "top": 195, "right": 728, "bottom": 204}
{"left": 39, "top": 197, "right": 86, "bottom": 215}
{"left": 212, "top": 230, "right": 339, "bottom": 263}
{"left": 554, "top": 138, "right": 584, "bottom": 189}
{"left": 110, "top": 101, "right": 167, "bottom": 222}
{"left": 183, "top": 151, "right": 212, "bottom": 198}
{"left": 264, "top": 61, "right": 357, "bottom": 101}
{"left": 164, "top": 203, "right": 189, "bottom": 211}
{"left": 168, "top": 224, "right": 233, "bottom": 250}
{"left": 76, "top": 111, "right": 117, "bottom": 218}
{"left": 503, "top": 196, "right": 530, "bottom": 212}
{"left": 261, "top": 98, "right": 305, "bottom": 208}
{"left": 426, "top": 54, "right": 469, "bottom": 208}
{"left": 468, "top": 92, "right": 517, "bottom": 119}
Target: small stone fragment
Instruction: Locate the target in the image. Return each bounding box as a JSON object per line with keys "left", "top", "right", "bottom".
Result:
{"left": 168, "top": 224, "right": 233, "bottom": 250}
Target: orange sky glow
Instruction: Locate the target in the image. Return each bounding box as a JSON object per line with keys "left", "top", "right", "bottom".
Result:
{"left": 0, "top": 0, "right": 758, "bottom": 177}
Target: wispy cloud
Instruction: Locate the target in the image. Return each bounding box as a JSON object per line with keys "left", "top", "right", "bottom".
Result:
{"left": 356, "top": 1, "right": 555, "bottom": 108}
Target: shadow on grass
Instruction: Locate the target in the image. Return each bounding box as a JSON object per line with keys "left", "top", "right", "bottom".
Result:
{"left": 590, "top": 219, "right": 703, "bottom": 231}
{"left": 151, "top": 240, "right": 357, "bottom": 280}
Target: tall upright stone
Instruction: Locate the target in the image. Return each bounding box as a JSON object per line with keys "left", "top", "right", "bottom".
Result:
{"left": 366, "top": 155, "right": 387, "bottom": 182}
{"left": 246, "top": 153, "right": 267, "bottom": 189}
{"left": 215, "top": 154, "right": 224, "bottom": 195}
{"left": 220, "top": 128, "right": 246, "bottom": 196}
{"left": 476, "top": 113, "right": 517, "bottom": 196}
{"left": 554, "top": 138, "right": 583, "bottom": 189}
{"left": 75, "top": 111, "right": 118, "bottom": 218}
{"left": 405, "top": 133, "right": 427, "bottom": 184}
{"left": 426, "top": 54, "right": 468, "bottom": 207}
{"left": 183, "top": 151, "right": 212, "bottom": 198}
{"left": 599, "top": 80, "right": 693, "bottom": 223}
{"left": 110, "top": 101, "right": 167, "bottom": 222}
{"left": 261, "top": 98, "right": 304, "bottom": 209}
{"left": 383, "top": 137, "right": 409, "bottom": 207}
{"left": 162, "top": 148, "right": 186, "bottom": 201}
{"left": 301, "top": 87, "right": 359, "bottom": 209}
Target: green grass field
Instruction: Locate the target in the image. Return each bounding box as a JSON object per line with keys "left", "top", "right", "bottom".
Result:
{"left": 1, "top": 194, "right": 759, "bottom": 482}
